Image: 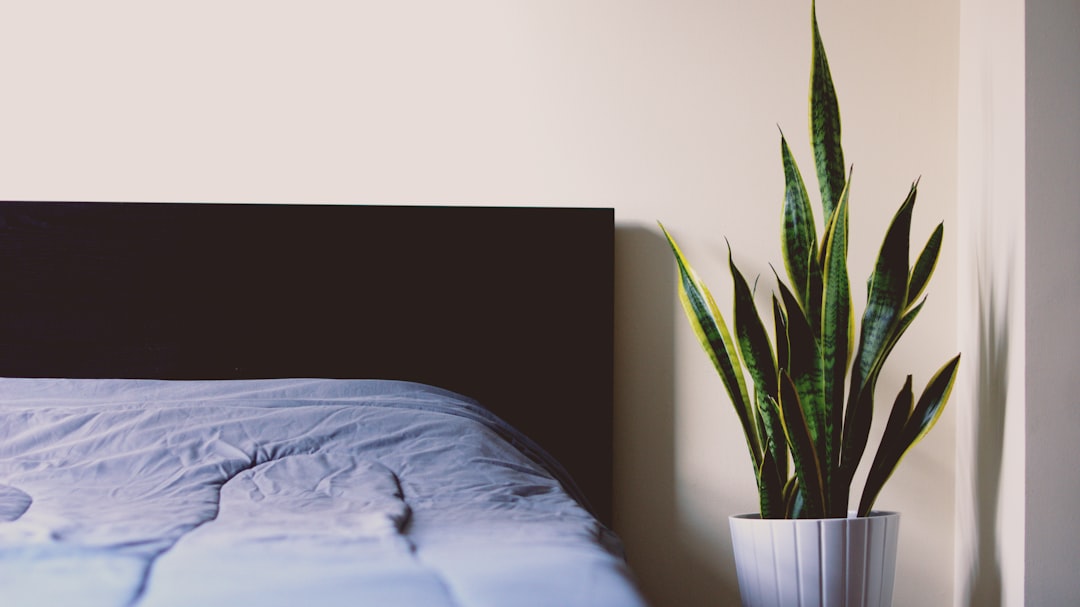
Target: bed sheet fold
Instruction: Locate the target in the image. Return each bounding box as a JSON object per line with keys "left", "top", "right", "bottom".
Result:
{"left": 0, "top": 378, "right": 646, "bottom": 607}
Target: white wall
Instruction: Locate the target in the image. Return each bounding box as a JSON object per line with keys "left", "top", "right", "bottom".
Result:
{"left": 0, "top": 2, "right": 961, "bottom": 606}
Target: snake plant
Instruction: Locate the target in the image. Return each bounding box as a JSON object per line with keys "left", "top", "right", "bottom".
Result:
{"left": 660, "top": 1, "right": 960, "bottom": 519}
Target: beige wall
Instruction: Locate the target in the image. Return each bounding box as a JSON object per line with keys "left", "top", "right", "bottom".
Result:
{"left": 956, "top": 0, "right": 1026, "bottom": 605}
{"left": 957, "top": 0, "right": 1080, "bottom": 605}
{"left": 0, "top": 2, "right": 962, "bottom": 606}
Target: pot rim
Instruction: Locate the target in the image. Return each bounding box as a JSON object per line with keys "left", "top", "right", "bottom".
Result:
{"left": 729, "top": 510, "right": 900, "bottom": 522}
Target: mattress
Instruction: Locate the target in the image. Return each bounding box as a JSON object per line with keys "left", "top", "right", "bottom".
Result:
{"left": 0, "top": 378, "right": 646, "bottom": 607}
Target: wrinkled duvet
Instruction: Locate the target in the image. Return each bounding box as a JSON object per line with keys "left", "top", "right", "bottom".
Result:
{"left": 0, "top": 378, "right": 646, "bottom": 607}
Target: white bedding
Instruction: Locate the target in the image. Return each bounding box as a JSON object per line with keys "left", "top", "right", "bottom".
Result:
{"left": 0, "top": 378, "right": 646, "bottom": 607}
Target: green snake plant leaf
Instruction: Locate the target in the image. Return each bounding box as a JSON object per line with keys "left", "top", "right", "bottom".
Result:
{"left": 881, "top": 375, "right": 916, "bottom": 457}
{"left": 776, "top": 275, "right": 832, "bottom": 514}
{"left": 820, "top": 170, "right": 852, "bottom": 489}
{"left": 840, "top": 186, "right": 916, "bottom": 491}
{"left": 778, "top": 372, "right": 825, "bottom": 518}
{"left": 730, "top": 252, "right": 786, "bottom": 483}
{"left": 858, "top": 355, "right": 961, "bottom": 515}
{"left": 876, "top": 298, "right": 927, "bottom": 382}
{"left": 772, "top": 295, "right": 790, "bottom": 380}
{"left": 757, "top": 388, "right": 788, "bottom": 488}
{"left": 729, "top": 249, "right": 779, "bottom": 403}
{"left": 907, "top": 222, "right": 943, "bottom": 308}
{"left": 900, "top": 354, "right": 961, "bottom": 450}
{"left": 810, "top": 0, "right": 845, "bottom": 220}
{"left": 768, "top": 297, "right": 792, "bottom": 485}
{"left": 782, "top": 476, "right": 804, "bottom": 518}
{"left": 839, "top": 296, "right": 927, "bottom": 492}
{"left": 661, "top": 224, "right": 761, "bottom": 469}
{"left": 781, "top": 133, "right": 822, "bottom": 331}
{"left": 852, "top": 183, "right": 915, "bottom": 390}
{"left": 754, "top": 391, "right": 770, "bottom": 459}
{"left": 858, "top": 376, "right": 913, "bottom": 515}
{"left": 776, "top": 279, "right": 826, "bottom": 468}
{"left": 757, "top": 442, "right": 786, "bottom": 519}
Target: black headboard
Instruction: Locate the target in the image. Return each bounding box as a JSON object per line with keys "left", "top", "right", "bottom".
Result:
{"left": 0, "top": 202, "right": 614, "bottom": 522}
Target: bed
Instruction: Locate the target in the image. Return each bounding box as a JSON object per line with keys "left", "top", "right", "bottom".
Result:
{"left": 0, "top": 202, "right": 645, "bottom": 606}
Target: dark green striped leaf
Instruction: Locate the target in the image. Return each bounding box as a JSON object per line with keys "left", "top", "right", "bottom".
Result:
{"left": 772, "top": 296, "right": 789, "bottom": 374}
{"left": 729, "top": 253, "right": 785, "bottom": 487}
{"left": 781, "top": 134, "right": 822, "bottom": 331}
{"left": 902, "top": 354, "right": 961, "bottom": 447}
{"left": 810, "top": 0, "right": 845, "bottom": 220}
{"left": 908, "top": 222, "right": 943, "bottom": 308}
{"left": 874, "top": 298, "right": 926, "bottom": 380}
{"left": 757, "top": 442, "right": 786, "bottom": 519}
{"left": 757, "top": 390, "right": 788, "bottom": 490}
{"left": 839, "top": 296, "right": 926, "bottom": 492}
{"left": 858, "top": 376, "right": 913, "bottom": 516}
{"left": 820, "top": 172, "right": 852, "bottom": 517}
{"left": 778, "top": 372, "right": 825, "bottom": 518}
{"left": 776, "top": 279, "right": 826, "bottom": 469}
{"left": 770, "top": 297, "right": 791, "bottom": 485}
{"left": 858, "top": 355, "right": 960, "bottom": 515}
{"left": 839, "top": 381, "right": 874, "bottom": 495}
{"left": 661, "top": 224, "right": 761, "bottom": 469}
{"left": 852, "top": 183, "right": 915, "bottom": 389}
{"left": 782, "top": 476, "right": 803, "bottom": 518}
{"left": 730, "top": 249, "right": 778, "bottom": 403}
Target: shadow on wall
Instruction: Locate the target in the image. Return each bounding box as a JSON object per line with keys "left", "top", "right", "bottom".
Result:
{"left": 961, "top": 261, "right": 1011, "bottom": 606}
{"left": 613, "top": 225, "right": 740, "bottom": 607}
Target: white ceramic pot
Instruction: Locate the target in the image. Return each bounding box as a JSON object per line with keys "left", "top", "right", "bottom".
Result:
{"left": 728, "top": 511, "right": 900, "bottom": 607}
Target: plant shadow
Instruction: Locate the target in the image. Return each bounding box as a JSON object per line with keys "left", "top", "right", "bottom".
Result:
{"left": 962, "top": 263, "right": 1011, "bottom": 606}
{"left": 613, "top": 224, "right": 741, "bottom": 607}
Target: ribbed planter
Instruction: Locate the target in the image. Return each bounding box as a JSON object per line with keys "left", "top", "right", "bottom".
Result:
{"left": 729, "top": 511, "right": 900, "bottom": 607}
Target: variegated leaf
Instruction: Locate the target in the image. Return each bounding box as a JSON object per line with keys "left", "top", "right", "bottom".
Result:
{"left": 810, "top": 0, "right": 845, "bottom": 220}
{"left": 661, "top": 224, "right": 761, "bottom": 468}
{"left": 778, "top": 372, "right": 826, "bottom": 518}
{"left": 820, "top": 171, "right": 852, "bottom": 516}
{"left": 908, "top": 222, "right": 943, "bottom": 308}
{"left": 858, "top": 355, "right": 960, "bottom": 515}
{"left": 781, "top": 133, "right": 821, "bottom": 329}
